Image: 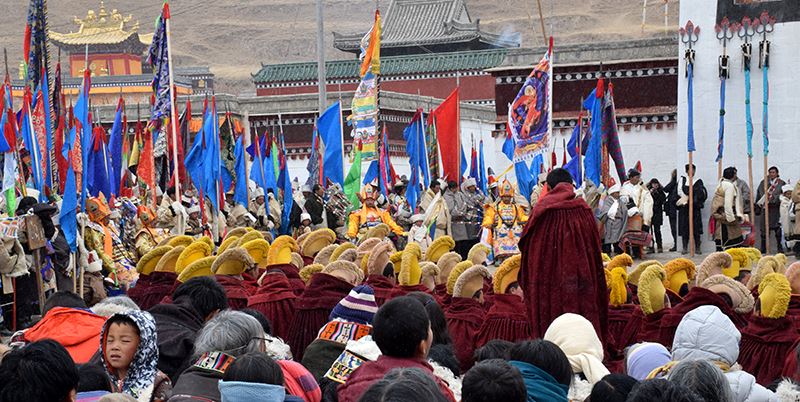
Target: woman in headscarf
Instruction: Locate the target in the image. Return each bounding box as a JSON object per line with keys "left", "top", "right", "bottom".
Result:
{"left": 544, "top": 313, "right": 610, "bottom": 401}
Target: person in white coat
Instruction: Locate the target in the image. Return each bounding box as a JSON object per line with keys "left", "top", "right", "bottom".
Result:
{"left": 621, "top": 169, "right": 654, "bottom": 258}
{"left": 670, "top": 305, "right": 777, "bottom": 402}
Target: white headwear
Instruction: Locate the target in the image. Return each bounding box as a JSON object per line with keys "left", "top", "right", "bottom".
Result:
{"left": 411, "top": 214, "right": 424, "bottom": 223}
{"left": 187, "top": 205, "right": 201, "bottom": 215}
{"left": 782, "top": 184, "right": 794, "bottom": 194}
{"left": 301, "top": 213, "right": 311, "bottom": 222}
{"left": 301, "top": 184, "right": 312, "bottom": 193}
{"left": 252, "top": 188, "right": 265, "bottom": 198}
{"left": 544, "top": 313, "right": 610, "bottom": 385}
{"left": 461, "top": 178, "right": 477, "bottom": 191}
{"left": 607, "top": 183, "right": 621, "bottom": 194}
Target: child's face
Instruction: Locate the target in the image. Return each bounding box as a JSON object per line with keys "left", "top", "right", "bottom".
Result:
{"left": 105, "top": 323, "right": 140, "bottom": 372}
{"left": 413, "top": 221, "right": 422, "bottom": 227}
{"left": 302, "top": 219, "right": 311, "bottom": 225}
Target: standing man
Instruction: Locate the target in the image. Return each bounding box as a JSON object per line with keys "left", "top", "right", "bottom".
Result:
{"left": 461, "top": 179, "right": 486, "bottom": 259}
{"left": 712, "top": 167, "right": 746, "bottom": 251}
{"left": 756, "top": 166, "right": 786, "bottom": 253}
{"left": 445, "top": 181, "right": 467, "bottom": 257}
{"left": 663, "top": 169, "right": 680, "bottom": 251}
{"left": 519, "top": 168, "right": 608, "bottom": 341}
{"left": 304, "top": 184, "right": 326, "bottom": 230}
{"left": 678, "top": 163, "right": 707, "bottom": 255}
{"left": 419, "top": 178, "right": 451, "bottom": 238}
{"left": 733, "top": 167, "right": 752, "bottom": 219}
{"left": 156, "top": 187, "right": 186, "bottom": 235}
{"left": 620, "top": 169, "right": 654, "bottom": 258}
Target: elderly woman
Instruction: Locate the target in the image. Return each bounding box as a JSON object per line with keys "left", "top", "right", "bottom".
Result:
{"left": 168, "top": 310, "right": 266, "bottom": 401}
{"left": 668, "top": 360, "right": 733, "bottom": 402}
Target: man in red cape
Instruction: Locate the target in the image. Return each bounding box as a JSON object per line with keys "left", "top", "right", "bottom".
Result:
{"left": 519, "top": 168, "right": 609, "bottom": 342}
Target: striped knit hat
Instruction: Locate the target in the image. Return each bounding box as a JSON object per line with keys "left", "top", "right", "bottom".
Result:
{"left": 329, "top": 285, "right": 379, "bottom": 325}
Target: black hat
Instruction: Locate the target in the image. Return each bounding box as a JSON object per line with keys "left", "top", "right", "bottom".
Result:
{"left": 15, "top": 196, "right": 38, "bottom": 216}
{"left": 627, "top": 169, "right": 641, "bottom": 178}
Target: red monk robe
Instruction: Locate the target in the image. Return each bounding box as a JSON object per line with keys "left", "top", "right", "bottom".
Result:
{"left": 658, "top": 286, "right": 748, "bottom": 347}
{"left": 214, "top": 275, "right": 252, "bottom": 310}
{"left": 607, "top": 304, "right": 637, "bottom": 354}
{"left": 286, "top": 273, "right": 353, "bottom": 361}
{"left": 445, "top": 297, "right": 485, "bottom": 372}
{"left": 475, "top": 294, "right": 530, "bottom": 347}
{"left": 519, "top": 181, "right": 608, "bottom": 341}
{"left": 787, "top": 295, "right": 800, "bottom": 334}
{"left": 365, "top": 274, "right": 395, "bottom": 306}
{"left": 739, "top": 315, "right": 799, "bottom": 385}
{"left": 128, "top": 271, "right": 177, "bottom": 311}
{"left": 247, "top": 272, "right": 297, "bottom": 340}
{"left": 267, "top": 263, "right": 306, "bottom": 296}
{"left": 388, "top": 284, "right": 431, "bottom": 300}
{"left": 433, "top": 284, "right": 451, "bottom": 307}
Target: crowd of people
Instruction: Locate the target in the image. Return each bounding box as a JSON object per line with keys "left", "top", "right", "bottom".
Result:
{"left": 0, "top": 167, "right": 799, "bottom": 402}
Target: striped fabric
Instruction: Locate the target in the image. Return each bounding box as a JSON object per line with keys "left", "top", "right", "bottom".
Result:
{"left": 328, "top": 285, "right": 379, "bottom": 325}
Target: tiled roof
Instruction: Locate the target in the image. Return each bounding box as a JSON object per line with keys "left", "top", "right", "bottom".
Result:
{"left": 333, "top": 0, "right": 519, "bottom": 52}
{"left": 49, "top": 30, "right": 149, "bottom": 46}
{"left": 253, "top": 48, "right": 508, "bottom": 83}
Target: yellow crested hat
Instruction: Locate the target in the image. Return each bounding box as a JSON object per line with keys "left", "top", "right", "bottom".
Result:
{"left": 290, "top": 252, "right": 305, "bottom": 270}
{"left": 367, "top": 240, "right": 395, "bottom": 276}
{"left": 198, "top": 236, "right": 214, "bottom": 250}
{"left": 176, "top": 240, "right": 213, "bottom": 274}
{"left": 448, "top": 261, "right": 474, "bottom": 295}
{"left": 357, "top": 238, "right": 383, "bottom": 259}
{"left": 225, "top": 227, "right": 249, "bottom": 240}
{"left": 322, "top": 260, "right": 364, "bottom": 285}
{"left": 301, "top": 229, "right": 337, "bottom": 258}
{"left": 177, "top": 256, "right": 217, "bottom": 283}
{"left": 493, "top": 254, "right": 521, "bottom": 294}
{"left": 454, "top": 266, "right": 491, "bottom": 298}
{"left": 437, "top": 252, "right": 463, "bottom": 285}
{"left": 299, "top": 263, "right": 324, "bottom": 284}
{"left": 362, "top": 224, "right": 390, "bottom": 243}
{"left": 420, "top": 261, "right": 440, "bottom": 290}
{"left": 426, "top": 236, "right": 455, "bottom": 263}
{"left": 155, "top": 245, "right": 185, "bottom": 273}
{"left": 607, "top": 267, "right": 629, "bottom": 307}
{"left": 746, "top": 255, "right": 785, "bottom": 292}
{"left": 696, "top": 252, "right": 733, "bottom": 285}
{"left": 399, "top": 243, "right": 423, "bottom": 286}
{"left": 167, "top": 235, "right": 194, "bottom": 248}
{"left": 637, "top": 264, "right": 668, "bottom": 315}
{"left": 664, "top": 258, "right": 696, "bottom": 295}
{"left": 759, "top": 273, "right": 791, "bottom": 319}
{"left": 468, "top": 244, "right": 490, "bottom": 266}
{"left": 331, "top": 243, "right": 357, "bottom": 262}
{"left": 236, "top": 231, "right": 264, "bottom": 248}
{"left": 217, "top": 235, "right": 241, "bottom": 255}
{"left": 136, "top": 246, "right": 173, "bottom": 275}
{"left": 211, "top": 247, "right": 255, "bottom": 276}
{"left": 627, "top": 260, "right": 663, "bottom": 286}
{"left": 607, "top": 254, "right": 634, "bottom": 271}
{"left": 314, "top": 244, "right": 339, "bottom": 266}
{"left": 266, "top": 235, "right": 299, "bottom": 266}
{"left": 499, "top": 179, "right": 514, "bottom": 197}
{"left": 241, "top": 239, "right": 270, "bottom": 269}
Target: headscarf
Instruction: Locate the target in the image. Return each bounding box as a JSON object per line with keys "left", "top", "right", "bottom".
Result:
{"left": 100, "top": 310, "right": 159, "bottom": 399}
{"left": 509, "top": 360, "right": 568, "bottom": 402}
{"left": 543, "top": 313, "right": 610, "bottom": 384}
{"left": 626, "top": 342, "right": 671, "bottom": 380}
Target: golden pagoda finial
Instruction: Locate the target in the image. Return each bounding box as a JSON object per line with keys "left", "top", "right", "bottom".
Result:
{"left": 98, "top": 0, "right": 107, "bottom": 17}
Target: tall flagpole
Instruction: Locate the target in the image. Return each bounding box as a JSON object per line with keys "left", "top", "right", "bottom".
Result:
{"left": 164, "top": 2, "right": 182, "bottom": 199}
{"left": 316, "top": 0, "right": 326, "bottom": 112}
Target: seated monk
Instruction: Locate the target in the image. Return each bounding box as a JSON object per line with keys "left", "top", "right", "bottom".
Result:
{"left": 476, "top": 255, "right": 530, "bottom": 347}
{"left": 419, "top": 262, "right": 440, "bottom": 293}
{"left": 444, "top": 265, "right": 491, "bottom": 372}
{"left": 626, "top": 259, "right": 664, "bottom": 305}
{"left": 786, "top": 263, "right": 800, "bottom": 333}
{"left": 128, "top": 245, "right": 173, "bottom": 310}
{"left": 286, "top": 260, "right": 362, "bottom": 361}
{"left": 212, "top": 247, "right": 256, "bottom": 310}
{"left": 247, "top": 267, "right": 299, "bottom": 340}
{"left": 301, "top": 285, "right": 378, "bottom": 383}
{"left": 388, "top": 243, "right": 433, "bottom": 298}
{"left": 659, "top": 273, "right": 754, "bottom": 347}
{"left": 300, "top": 228, "right": 337, "bottom": 267}
{"left": 160, "top": 239, "right": 214, "bottom": 303}
{"left": 632, "top": 263, "right": 672, "bottom": 344}
{"left": 605, "top": 265, "right": 636, "bottom": 357}
{"left": 265, "top": 235, "right": 305, "bottom": 296}
{"left": 240, "top": 238, "right": 270, "bottom": 293}
{"left": 664, "top": 257, "right": 696, "bottom": 304}
{"left": 739, "top": 273, "right": 798, "bottom": 386}
{"left": 433, "top": 252, "right": 462, "bottom": 307}
{"left": 363, "top": 240, "right": 396, "bottom": 306}
{"left": 746, "top": 255, "right": 787, "bottom": 297}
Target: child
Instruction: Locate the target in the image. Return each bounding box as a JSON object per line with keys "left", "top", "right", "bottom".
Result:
{"left": 101, "top": 311, "right": 171, "bottom": 402}
{"left": 408, "top": 214, "right": 431, "bottom": 252}
{"left": 295, "top": 213, "right": 313, "bottom": 239}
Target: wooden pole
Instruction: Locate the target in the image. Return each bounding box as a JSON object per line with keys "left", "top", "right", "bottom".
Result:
{"left": 535, "top": 0, "right": 548, "bottom": 45}
{"left": 33, "top": 251, "right": 44, "bottom": 315}
{"left": 763, "top": 156, "right": 770, "bottom": 252}
{"left": 748, "top": 156, "right": 755, "bottom": 225}
{"left": 688, "top": 154, "right": 695, "bottom": 257}
{"left": 165, "top": 6, "right": 182, "bottom": 203}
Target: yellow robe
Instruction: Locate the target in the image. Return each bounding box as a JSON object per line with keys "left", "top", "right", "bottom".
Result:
{"left": 482, "top": 201, "right": 528, "bottom": 258}
{"left": 347, "top": 206, "right": 405, "bottom": 239}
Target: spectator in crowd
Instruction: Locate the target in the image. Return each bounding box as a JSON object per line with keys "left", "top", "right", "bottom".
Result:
{"left": 668, "top": 359, "right": 733, "bottom": 402}
{"left": 461, "top": 359, "right": 527, "bottom": 402}
{"left": 0, "top": 339, "right": 80, "bottom": 402}
{"left": 588, "top": 373, "right": 638, "bottom": 402}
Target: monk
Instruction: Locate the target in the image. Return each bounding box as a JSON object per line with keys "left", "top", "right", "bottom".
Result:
{"left": 212, "top": 248, "right": 256, "bottom": 310}
{"left": 519, "top": 168, "right": 608, "bottom": 341}
{"left": 247, "top": 270, "right": 297, "bottom": 340}
{"left": 475, "top": 255, "right": 530, "bottom": 347}
{"left": 265, "top": 236, "right": 306, "bottom": 296}
{"left": 444, "top": 265, "right": 491, "bottom": 372}
{"left": 363, "top": 241, "right": 396, "bottom": 306}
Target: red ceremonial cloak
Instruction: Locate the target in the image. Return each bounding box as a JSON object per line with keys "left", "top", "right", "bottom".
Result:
{"left": 475, "top": 293, "right": 531, "bottom": 347}
{"left": 267, "top": 263, "right": 306, "bottom": 296}
{"left": 364, "top": 274, "right": 394, "bottom": 306}
{"left": 608, "top": 304, "right": 637, "bottom": 354}
{"left": 445, "top": 297, "right": 486, "bottom": 372}
{"left": 129, "top": 272, "right": 177, "bottom": 311}
{"left": 519, "top": 182, "right": 608, "bottom": 341}
{"left": 285, "top": 273, "right": 353, "bottom": 361}
{"left": 786, "top": 295, "right": 800, "bottom": 334}
{"left": 214, "top": 275, "right": 252, "bottom": 310}
{"left": 247, "top": 273, "right": 297, "bottom": 340}
{"left": 433, "top": 283, "right": 451, "bottom": 307}
{"left": 658, "top": 286, "right": 748, "bottom": 347}
{"left": 739, "top": 315, "right": 799, "bottom": 386}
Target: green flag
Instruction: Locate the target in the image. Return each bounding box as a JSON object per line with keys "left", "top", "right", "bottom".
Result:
{"left": 271, "top": 141, "right": 280, "bottom": 181}
{"left": 344, "top": 143, "right": 362, "bottom": 210}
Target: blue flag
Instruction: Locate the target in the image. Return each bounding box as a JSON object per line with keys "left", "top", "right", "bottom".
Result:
{"left": 460, "top": 142, "right": 468, "bottom": 180}
{"left": 60, "top": 159, "right": 78, "bottom": 252}
{"left": 319, "top": 102, "right": 343, "bottom": 187}
{"left": 19, "top": 103, "right": 45, "bottom": 199}
{"left": 363, "top": 160, "right": 379, "bottom": 186}
{"left": 515, "top": 160, "right": 534, "bottom": 202}
{"left": 478, "top": 140, "right": 487, "bottom": 194}
{"left": 108, "top": 100, "right": 124, "bottom": 196}
{"left": 278, "top": 136, "right": 292, "bottom": 234}
{"left": 86, "top": 129, "right": 112, "bottom": 198}
{"left": 40, "top": 69, "right": 54, "bottom": 190}
{"left": 502, "top": 130, "right": 515, "bottom": 161}
{"left": 583, "top": 86, "right": 603, "bottom": 185}
{"left": 233, "top": 134, "right": 248, "bottom": 207}
{"left": 403, "top": 111, "right": 425, "bottom": 210}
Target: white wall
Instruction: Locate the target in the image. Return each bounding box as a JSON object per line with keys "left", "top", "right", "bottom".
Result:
{"left": 679, "top": 0, "right": 800, "bottom": 250}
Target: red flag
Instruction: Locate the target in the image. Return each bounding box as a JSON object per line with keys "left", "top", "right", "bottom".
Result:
{"left": 139, "top": 127, "right": 156, "bottom": 207}
{"left": 432, "top": 88, "right": 460, "bottom": 181}
{"left": 562, "top": 139, "right": 567, "bottom": 167}
{"left": 551, "top": 150, "right": 557, "bottom": 170}
{"left": 635, "top": 160, "right": 642, "bottom": 174}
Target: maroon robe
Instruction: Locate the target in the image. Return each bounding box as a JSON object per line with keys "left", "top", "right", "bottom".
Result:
{"left": 608, "top": 304, "right": 637, "bottom": 354}
{"left": 127, "top": 274, "right": 152, "bottom": 307}
{"left": 388, "top": 284, "right": 432, "bottom": 299}
{"left": 786, "top": 295, "right": 800, "bottom": 334}
{"left": 445, "top": 297, "right": 485, "bottom": 372}
{"left": 286, "top": 273, "right": 353, "bottom": 361}
{"left": 658, "top": 286, "right": 748, "bottom": 347}
{"left": 364, "top": 274, "right": 394, "bottom": 306}
{"left": 739, "top": 315, "right": 799, "bottom": 386}
{"left": 337, "top": 355, "right": 456, "bottom": 402}
{"left": 482, "top": 278, "right": 495, "bottom": 311}
{"left": 247, "top": 273, "right": 297, "bottom": 340}
{"left": 129, "top": 272, "right": 177, "bottom": 311}
{"left": 433, "top": 283, "right": 451, "bottom": 307}
{"left": 267, "top": 263, "right": 306, "bottom": 296}
{"left": 665, "top": 289, "right": 684, "bottom": 307}
{"left": 781, "top": 338, "right": 800, "bottom": 381}
{"left": 519, "top": 183, "right": 608, "bottom": 342}
{"left": 475, "top": 294, "right": 530, "bottom": 347}
{"left": 214, "top": 275, "right": 251, "bottom": 310}
{"left": 241, "top": 272, "right": 260, "bottom": 295}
